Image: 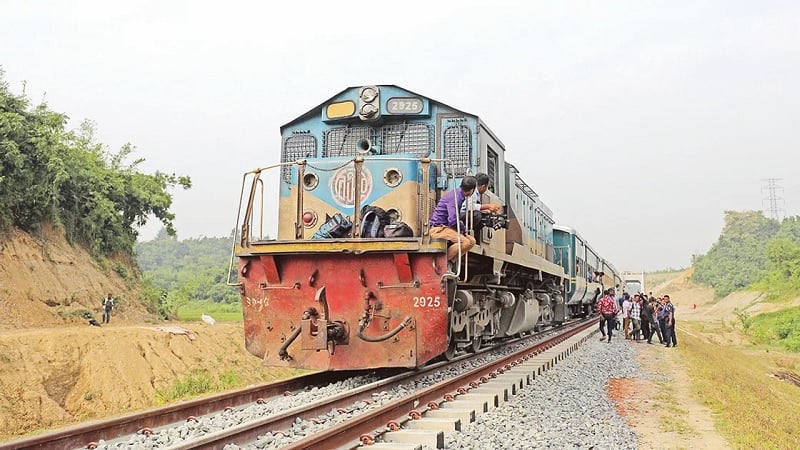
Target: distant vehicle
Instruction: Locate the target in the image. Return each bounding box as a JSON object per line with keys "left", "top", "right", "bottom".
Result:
{"left": 621, "top": 271, "right": 645, "bottom": 296}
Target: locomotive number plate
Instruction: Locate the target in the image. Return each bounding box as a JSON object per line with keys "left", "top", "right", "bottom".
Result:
{"left": 387, "top": 97, "right": 423, "bottom": 114}
{"left": 413, "top": 296, "right": 441, "bottom": 307}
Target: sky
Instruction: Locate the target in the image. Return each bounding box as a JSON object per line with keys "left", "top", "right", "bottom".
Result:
{"left": 2, "top": 0, "right": 799, "bottom": 271}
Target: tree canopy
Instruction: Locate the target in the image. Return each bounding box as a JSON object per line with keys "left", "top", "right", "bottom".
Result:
{"left": 692, "top": 211, "right": 779, "bottom": 297}
{"left": 693, "top": 210, "right": 800, "bottom": 300}
{"left": 0, "top": 69, "right": 190, "bottom": 255}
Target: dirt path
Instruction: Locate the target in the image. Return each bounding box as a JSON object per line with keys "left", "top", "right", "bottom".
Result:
{"left": 604, "top": 269, "right": 732, "bottom": 449}
{"left": 618, "top": 338, "right": 730, "bottom": 450}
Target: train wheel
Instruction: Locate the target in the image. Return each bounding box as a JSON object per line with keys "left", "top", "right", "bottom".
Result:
{"left": 470, "top": 336, "right": 482, "bottom": 353}
{"left": 444, "top": 339, "right": 458, "bottom": 361}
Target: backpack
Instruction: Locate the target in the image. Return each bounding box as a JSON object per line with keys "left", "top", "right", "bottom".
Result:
{"left": 383, "top": 222, "right": 414, "bottom": 238}
{"left": 312, "top": 213, "right": 353, "bottom": 239}
{"left": 359, "top": 205, "right": 388, "bottom": 238}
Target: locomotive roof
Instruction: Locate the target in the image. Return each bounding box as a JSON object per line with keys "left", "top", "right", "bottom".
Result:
{"left": 280, "top": 84, "right": 477, "bottom": 131}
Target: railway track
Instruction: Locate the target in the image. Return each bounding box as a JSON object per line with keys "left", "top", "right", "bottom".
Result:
{"left": 2, "top": 319, "right": 597, "bottom": 450}
{"left": 0, "top": 370, "right": 376, "bottom": 450}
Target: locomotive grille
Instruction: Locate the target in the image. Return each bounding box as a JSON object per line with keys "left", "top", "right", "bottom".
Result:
{"left": 382, "top": 123, "right": 433, "bottom": 156}
{"left": 324, "top": 126, "right": 376, "bottom": 157}
{"left": 443, "top": 125, "right": 471, "bottom": 177}
{"left": 324, "top": 124, "right": 433, "bottom": 157}
{"left": 282, "top": 135, "right": 317, "bottom": 182}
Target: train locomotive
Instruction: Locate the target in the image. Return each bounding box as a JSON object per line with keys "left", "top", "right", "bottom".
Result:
{"left": 231, "top": 85, "right": 619, "bottom": 371}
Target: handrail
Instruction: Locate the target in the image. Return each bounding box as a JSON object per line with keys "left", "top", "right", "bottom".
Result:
{"left": 226, "top": 161, "right": 299, "bottom": 287}
{"left": 227, "top": 156, "right": 463, "bottom": 288}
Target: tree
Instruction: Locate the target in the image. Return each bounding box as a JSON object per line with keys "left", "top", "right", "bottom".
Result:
{"left": 754, "top": 216, "right": 800, "bottom": 300}
{"left": 0, "top": 69, "right": 191, "bottom": 256}
{"left": 692, "top": 211, "right": 780, "bottom": 297}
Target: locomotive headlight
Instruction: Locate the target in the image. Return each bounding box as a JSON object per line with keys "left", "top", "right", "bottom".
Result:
{"left": 302, "top": 210, "right": 318, "bottom": 228}
{"left": 358, "top": 85, "right": 381, "bottom": 121}
{"left": 383, "top": 168, "right": 403, "bottom": 187}
{"left": 303, "top": 172, "right": 319, "bottom": 190}
{"left": 359, "top": 86, "right": 378, "bottom": 103}
{"left": 360, "top": 103, "right": 379, "bottom": 119}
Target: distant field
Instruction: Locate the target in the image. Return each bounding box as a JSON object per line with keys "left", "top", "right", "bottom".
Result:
{"left": 177, "top": 302, "right": 243, "bottom": 322}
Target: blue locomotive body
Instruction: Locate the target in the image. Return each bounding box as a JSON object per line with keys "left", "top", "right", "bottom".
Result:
{"left": 233, "top": 85, "right": 618, "bottom": 369}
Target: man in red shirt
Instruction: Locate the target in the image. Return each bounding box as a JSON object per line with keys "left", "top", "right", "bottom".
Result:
{"left": 597, "top": 288, "right": 619, "bottom": 343}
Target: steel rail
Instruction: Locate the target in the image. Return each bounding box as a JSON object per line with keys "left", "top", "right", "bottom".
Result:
{"left": 0, "top": 370, "right": 374, "bottom": 450}
{"left": 177, "top": 319, "right": 596, "bottom": 449}
{"left": 281, "top": 319, "right": 596, "bottom": 450}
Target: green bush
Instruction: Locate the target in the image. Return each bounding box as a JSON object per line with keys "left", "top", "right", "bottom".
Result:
{"left": 746, "top": 306, "right": 800, "bottom": 353}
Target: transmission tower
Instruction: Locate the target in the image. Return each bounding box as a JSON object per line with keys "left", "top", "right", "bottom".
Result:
{"left": 761, "top": 178, "right": 785, "bottom": 221}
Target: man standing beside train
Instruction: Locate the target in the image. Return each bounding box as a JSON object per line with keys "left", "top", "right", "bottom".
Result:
{"left": 597, "top": 287, "right": 619, "bottom": 342}
{"left": 430, "top": 176, "right": 477, "bottom": 273}
{"left": 621, "top": 293, "right": 633, "bottom": 340}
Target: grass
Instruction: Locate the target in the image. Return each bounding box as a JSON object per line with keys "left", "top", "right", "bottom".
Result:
{"left": 652, "top": 385, "right": 692, "bottom": 435}
{"left": 176, "top": 301, "right": 243, "bottom": 322}
{"left": 155, "top": 369, "right": 241, "bottom": 405}
{"left": 679, "top": 327, "right": 800, "bottom": 450}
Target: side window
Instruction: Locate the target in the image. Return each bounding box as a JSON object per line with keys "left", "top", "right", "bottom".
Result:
{"left": 486, "top": 147, "right": 498, "bottom": 193}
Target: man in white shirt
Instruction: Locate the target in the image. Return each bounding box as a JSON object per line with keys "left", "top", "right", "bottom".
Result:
{"left": 621, "top": 293, "right": 632, "bottom": 340}
{"left": 460, "top": 173, "right": 502, "bottom": 236}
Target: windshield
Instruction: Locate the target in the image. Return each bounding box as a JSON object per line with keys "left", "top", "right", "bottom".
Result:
{"left": 625, "top": 281, "right": 643, "bottom": 294}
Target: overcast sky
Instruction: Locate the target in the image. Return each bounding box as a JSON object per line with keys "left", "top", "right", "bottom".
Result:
{"left": 3, "top": 1, "right": 798, "bottom": 271}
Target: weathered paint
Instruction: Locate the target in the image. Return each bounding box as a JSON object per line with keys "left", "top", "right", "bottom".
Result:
{"left": 239, "top": 249, "right": 450, "bottom": 370}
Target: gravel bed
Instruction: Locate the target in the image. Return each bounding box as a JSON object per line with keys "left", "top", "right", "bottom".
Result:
{"left": 443, "top": 333, "right": 645, "bottom": 449}
{"left": 84, "top": 328, "right": 569, "bottom": 450}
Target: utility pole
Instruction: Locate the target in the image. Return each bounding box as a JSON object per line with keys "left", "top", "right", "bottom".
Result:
{"left": 761, "top": 178, "right": 784, "bottom": 221}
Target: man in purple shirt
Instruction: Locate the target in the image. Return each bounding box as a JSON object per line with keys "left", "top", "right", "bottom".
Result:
{"left": 429, "top": 176, "right": 477, "bottom": 269}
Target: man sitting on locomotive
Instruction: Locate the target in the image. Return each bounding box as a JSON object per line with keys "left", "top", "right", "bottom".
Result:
{"left": 430, "top": 176, "right": 478, "bottom": 270}
{"left": 460, "top": 172, "right": 503, "bottom": 236}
